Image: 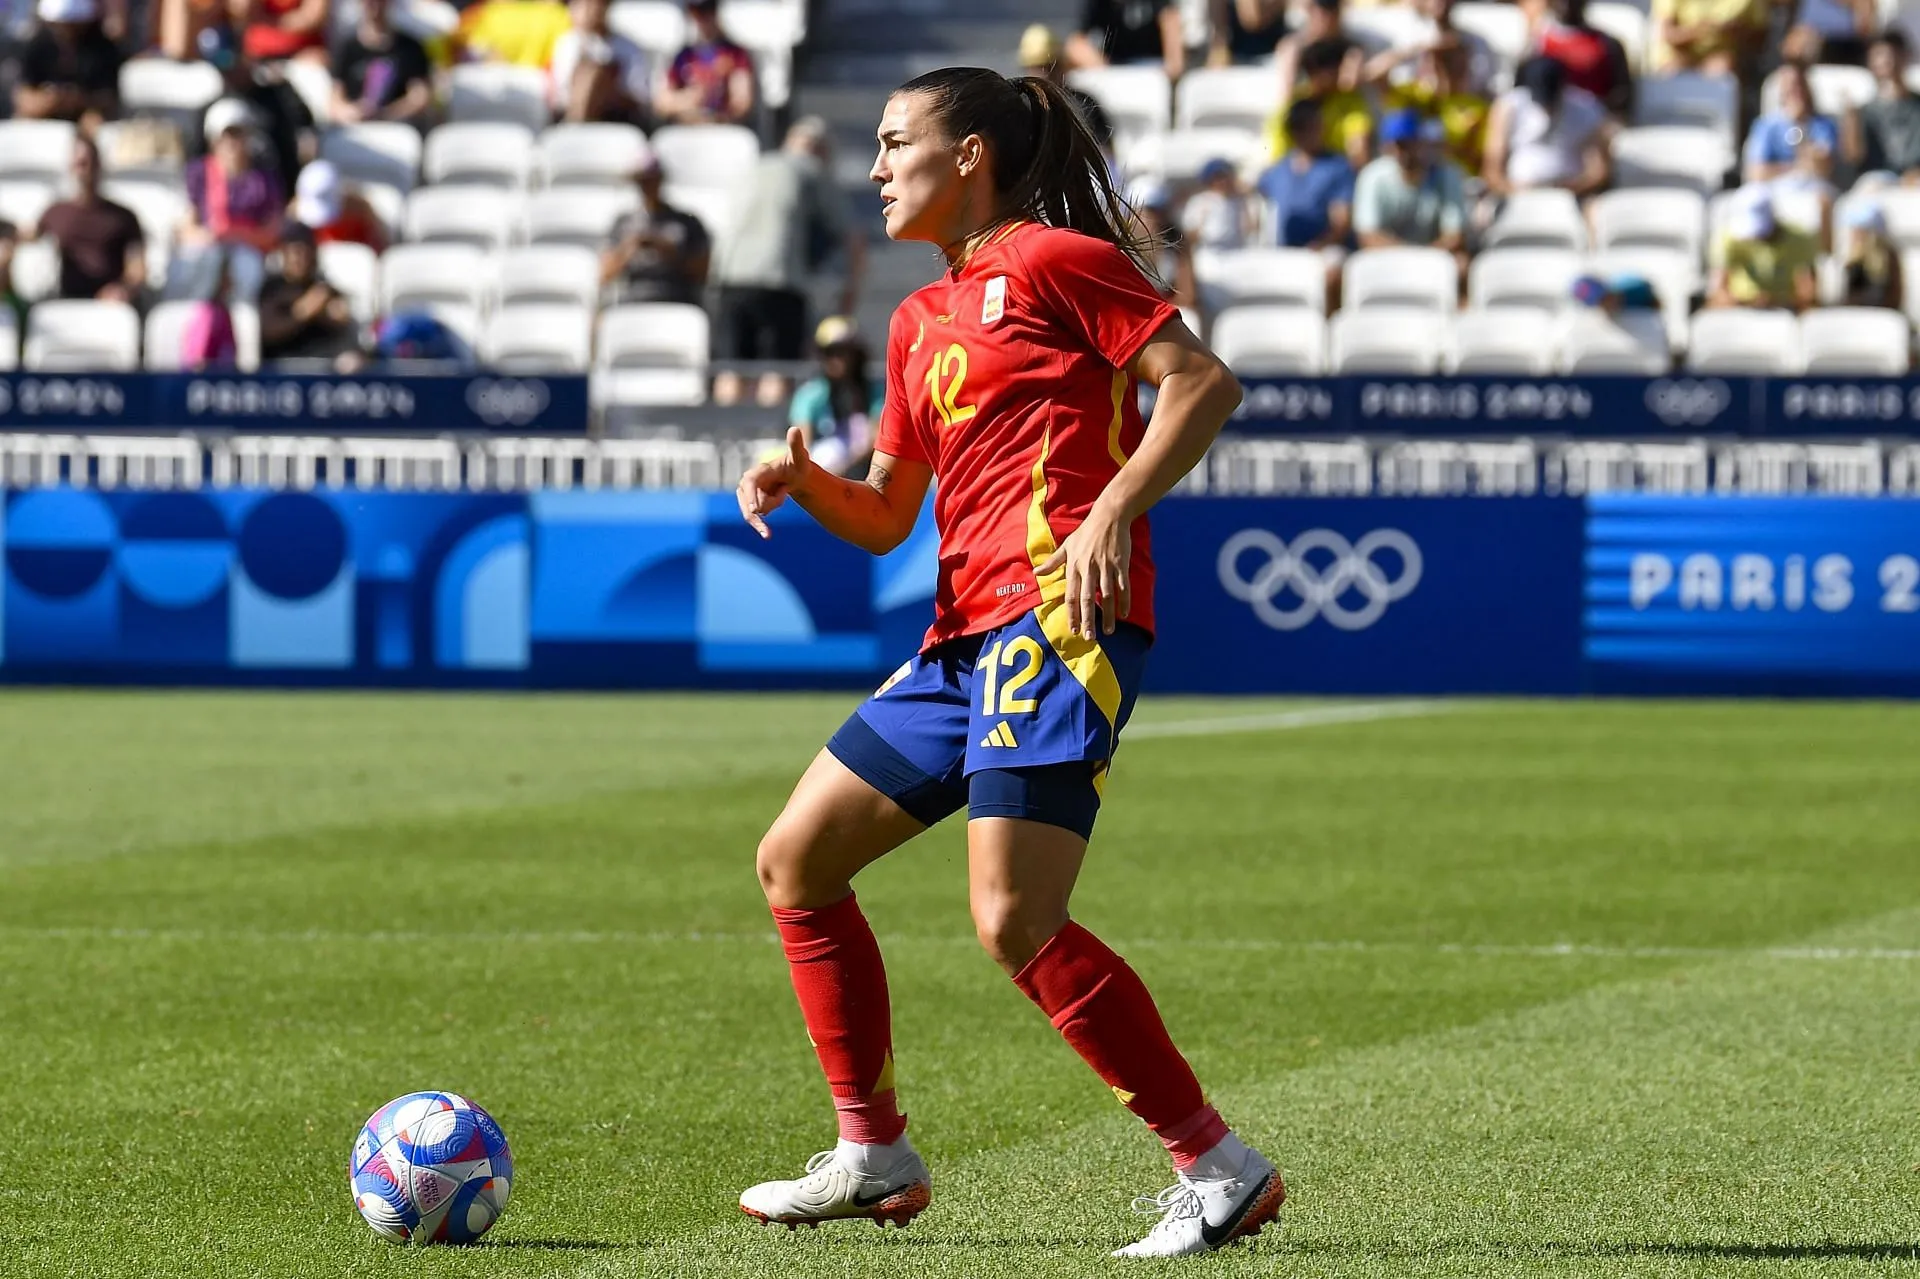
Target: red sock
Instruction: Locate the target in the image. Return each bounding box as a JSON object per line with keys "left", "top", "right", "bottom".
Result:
{"left": 1013, "top": 921, "right": 1229, "bottom": 1169}
{"left": 771, "top": 893, "right": 906, "bottom": 1145}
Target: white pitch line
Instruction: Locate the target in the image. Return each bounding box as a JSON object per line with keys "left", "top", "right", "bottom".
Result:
{"left": 1125, "top": 699, "right": 1461, "bottom": 741}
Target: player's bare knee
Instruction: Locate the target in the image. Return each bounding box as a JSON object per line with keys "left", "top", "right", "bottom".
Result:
{"left": 754, "top": 823, "right": 809, "bottom": 907}
{"left": 970, "top": 895, "right": 1062, "bottom": 975}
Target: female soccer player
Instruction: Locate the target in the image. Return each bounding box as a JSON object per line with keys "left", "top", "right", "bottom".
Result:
{"left": 732, "top": 66, "right": 1283, "bottom": 1258}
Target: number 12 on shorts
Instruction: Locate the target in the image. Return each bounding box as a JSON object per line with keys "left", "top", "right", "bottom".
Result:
{"left": 979, "top": 636, "right": 1044, "bottom": 716}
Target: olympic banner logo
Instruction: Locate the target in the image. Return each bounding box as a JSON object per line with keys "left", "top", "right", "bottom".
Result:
{"left": 465, "top": 378, "right": 552, "bottom": 428}
{"left": 1216, "top": 528, "right": 1424, "bottom": 631}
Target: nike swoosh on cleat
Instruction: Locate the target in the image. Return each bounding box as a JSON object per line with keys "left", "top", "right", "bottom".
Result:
{"left": 1197, "top": 1172, "right": 1279, "bottom": 1250}
{"left": 850, "top": 1185, "right": 904, "bottom": 1209}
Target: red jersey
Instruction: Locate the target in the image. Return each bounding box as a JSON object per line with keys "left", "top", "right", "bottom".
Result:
{"left": 876, "top": 222, "right": 1177, "bottom": 650}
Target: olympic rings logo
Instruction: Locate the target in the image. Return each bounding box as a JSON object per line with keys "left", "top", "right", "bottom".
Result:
{"left": 466, "top": 378, "right": 552, "bottom": 427}
{"left": 1216, "top": 528, "right": 1424, "bottom": 631}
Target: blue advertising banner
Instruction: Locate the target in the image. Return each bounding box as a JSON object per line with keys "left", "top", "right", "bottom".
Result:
{"left": 0, "top": 372, "right": 589, "bottom": 432}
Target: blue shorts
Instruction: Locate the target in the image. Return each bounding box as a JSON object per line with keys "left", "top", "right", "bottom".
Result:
{"left": 826, "top": 599, "right": 1151, "bottom": 840}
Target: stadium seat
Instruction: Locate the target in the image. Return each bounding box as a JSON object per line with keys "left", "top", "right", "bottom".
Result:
{"left": 10, "top": 239, "right": 57, "bottom": 301}
{"left": 23, "top": 299, "right": 141, "bottom": 371}
{"left": 318, "top": 240, "right": 380, "bottom": 321}
{"left": 1685, "top": 308, "right": 1803, "bottom": 374}
{"left": 1342, "top": 246, "right": 1459, "bottom": 311}
{"left": 423, "top": 122, "right": 536, "bottom": 189}
{"left": 1799, "top": 307, "right": 1912, "bottom": 375}
{"left": 1174, "top": 67, "right": 1280, "bottom": 133}
{"left": 1481, "top": 188, "right": 1587, "bottom": 252}
{"left": 1610, "top": 126, "right": 1732, "bottom": 196}
{"left": 281, "top": 56, "right": 334, "bottom": 124}
{"left": 1556, "top": 307, "right": 1671, "bottom": 374}
{"left": 493, "top": 244, "right": 601, "bottom": 310}
{"left": 1124, "top": 127, "right": 1265, "bottom": 183}
{"left": 1209, "top": 304, "right": 1327, "bottom": 375}
{"left": 718, "top": 0, "right": 802, "bottom": 109}
{"left": 118, "top": 56, "right": 222, "bottom": 116}
{"left": 1589, "top": 188, "right": 1707, "bottom": 263}
{"left": 412, "top": 300, "right": 483, "bottom": 349}
{"left": 0, "top": 119, "right": 75, "bottom": 183}
{"left": 379, "top": 243, "right": 491, "bottom": 313}
{"left": 100, "top": 178, "right": 188, "bottom": 253}
{"left": 144, "top": 299, "right": 261, "bottom": 371}
{"left": 647, "top": 124, "right": 760, "bottom": 194}
{"left": 539, "top": 123, "right": 651, "bottom": 188}
{"left": 1585, "top": 246, "right": 1697, "bottom": 347}
{"left": 1706, "top": 186, "right": 1823, "bottom": 261}
{"left": 1328, "top": 307, "right": 1447, "bottom": 373}
{"left": 1632, "top": 72, "right": 1740, "bottom": 151}
{"left": 1761, "top": 63, "right": 1875, "bottom": 117}
{"left": 1340, "top": 4, "right": 1428, "bottom": 55}
{"left": 1193, "top": 247, "right": 1327, "bottom": 313}
{"left": 1066, "top": 65, "right": 1172, "bottom": 151}
{"left": 1450, "top": 2, "right": 1530, "bottom": 70}
{"left": 662, "top": 183, "right": 736, "bottom": 250}
{"left": 448, "top": 63, "right": 551, "bottom": 131}
{"left": 0, "top": 307, "right": 17, "bottom": 370}
{"left": 1585, "top": 3, "right": 1646, "bottom": 72}
{"left": 0, "top": 179, "right": 56, "bottom": 231}
{"left": 404, "top": 186, "right": 525, "bottom": 249}
{"left": 523, "top": 187, "right": 638, "bottom": 248}
{"left": 1840, "top": 187, "right": 1920, "bottom": 250}
{"left": 1448, "top": 308, "right": 1557, "bottom": 374}
{"left": 608, "top": 0, "right": 685, "bottom": 54}
{"left": 484, "top": 303, "right": 595, "bottom": 372}
{"left": 321, "top": 122, "right": 423, "bottom": 193}
{"left": 595, "top": 302, "right": 710, "bottom": 407}
{"left": 1467, "top": 248, "right": 1584, "bottom": 311}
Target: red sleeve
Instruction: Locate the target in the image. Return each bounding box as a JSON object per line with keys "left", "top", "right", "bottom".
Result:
{"left": 874, "top": 309, "right": 928, "bottom": 465}
{"left": 1016, "top": 229, "right": 1179, "bottom": 370}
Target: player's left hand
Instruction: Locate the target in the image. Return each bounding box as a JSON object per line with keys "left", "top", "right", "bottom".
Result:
{"left": 1039, "top": 506, "right": 1130, "bottom": 640}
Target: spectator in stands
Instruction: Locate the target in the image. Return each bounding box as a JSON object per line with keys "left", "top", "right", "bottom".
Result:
{"left": 258, "top": 223, "right": 360, "bottom": 363}
{"left": 0, "top": 221, "right": 27, "bottom": 333}
{"left": 1181, "top": 158, "right": 1257, "bottom": 250}
{"left": 1482, "top": 55, "right": 1612, "bottom": 201}
{"left": 1374, "top": 39, "right": 1490, "bottom": 175}
{"left": 360, "top": 310, "right": 475, "bottom": 369}
{"left": 601, "top": 145, "right": 711, "bottom": 305}
{"left": 456, "top": 0, "right": 570, "bottom": 69}
{"left": 175, "top": 118, "right": 283, "bottom": 302}
{"left": 1207, "top": 0, "right": 1285, "bottom": 66}
{"left": 1127, "top": 178, "right": 1199, "bottom": 311}
{"left": 291, "top": 159, "right": 389, "bottom": 250}
{"left": 1273, "top": 0, "right": 1355, "bottom": 115}
{"left": 1532, "top": 0, "right": 1632, "bottom": 117}
{"left": 655, "top": 0, "right": 755, "bottom": 127}
{"left": 1744, "top": 62, "right": 1837, "bottom": 188}
{"left": 550, "top": 0, "right": 651, "bottom": 125}
{"left": 711, "top": 117, "right": 863, "bottom": 407}
{"left": 1018, "top": 24, "right": 1114, "bottom": 155}
{"left": 179, "top": 247, "right": 239, "bottom": 371}
{"left": 1067, "top": 0, "right": 1183, "bottom": 84}
{"left": 1256, "top": 97, "right": 1355, "bottom": 305}
{"left": 1571, "top": 271, "right": 1660, "bottom": 312}
{"left": 1649, "top": 0, "right": 1766, "bottom": 76}
{"left": 330, "top": 0, "right": 434, "bottom": 128}
{"left": 1838, "top": 201, "right": 1903, "bottom": 309}
{"left": 1391, "top": 0, "right": 1494, "bottom": 97}
{"left": 37, "top": 137, "right": 144, "bottom": 303}
{"left": 148, "top": 0, "right": 222, "bottom": 60}
{"left": 1782, "top": 0, "right": 1877, "bottom": 66}
{"left": 1269, "top": 36, "right": 1372, "bottom": 167}
{"left": 236, "top": 0, "right": 327, "bottom": 65}
{"left": 193, "top": 25, "right": 316, "bottom": 185}
{"left": 1848, "top": 32, "right": 1920, "bottom": 182}
{"left": 1708, "top": 185, "right": 1818, "bottom": 311}
{"left": 788, "top": 315, "right": 881, "bottom": 476}
{"left": 1354, "top": 108, "right": 1468, "bottom": 272}
{"left": 13, "top": 0, "right": 121, "bottom": 125}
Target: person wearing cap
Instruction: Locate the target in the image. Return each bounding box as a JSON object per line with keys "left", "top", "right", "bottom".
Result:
{"left": 189, "top": 24, "right": 315, "bottom": 185}
{"left": 787, "top": 316, "right": 883, "bottom": 476}
{"left": 1708, "top": 185, "right": 1819, "bottom": 312}
{"left": 1126, "top": 177, "right": 1199, "bottom": 312}
{"left": 1354, "top": 107, "right": 1468, "bottom": 270}
{"left": 1847, "top": 31, "right": 1920, "bottom": 182}
{"left": 174, "top": 117, "right": 284, "bottom": 302}
{"left": 1066, "top": 0, "right": 1184, "bottom": 84}
{"left": 330, "top": 0, "right": 433, "bottom": 126}
{"left": 36, "top": 136, "right": 145, "bottom": 303}
{"left": 1839, "top": 201, "right": 1902, "bottom": 309}
{"left": 13, "top": 0, "right": 121, "bottom": 123}
{"left": 1017, "top": 24, "right": 1114, "bottom": 155}
{"left": 1268, "top": 36, "right": 1373, "bottom": 167}
{"left": 258, "top": 223, "right": 360, "bottom": 364}
{"left": 1207, "top": 0, "right": 1285, "bottom": 66}
{"left": 290, "top": 159, "right": 389, "bottom": 251}
{"left": 656, "top": 0, "right": 755, "bottom": 127}
{"left": 1375, "top": 36, "right": 1490, "bottom": 174}
{"left": 601, "top": 145, "right": 711, "bottom": 306}
{"left": 550, "top": 0, "right": 652, "bottom": 124}
{"left": 1180, "top": 157, "right": 1256, "bottom": 251}
{"left": 1481, "top": 54, "right": 1611, "bottom": 200}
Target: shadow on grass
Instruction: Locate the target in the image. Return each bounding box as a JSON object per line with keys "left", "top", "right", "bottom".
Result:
{"left": 1290, "top": 1240, "right": 1920, "bottom": 1262}
{"left": 477, "top": 1238, "right": 652, "bottom": 1252}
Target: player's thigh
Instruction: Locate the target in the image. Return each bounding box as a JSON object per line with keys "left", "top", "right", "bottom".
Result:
{"left": 756, "top": 748, "right": 928, "bottom": 909}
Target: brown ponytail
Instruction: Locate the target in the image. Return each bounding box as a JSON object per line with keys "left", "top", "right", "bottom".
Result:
{"left": 894, "top": 66, "right": 1157, "bottom": 274}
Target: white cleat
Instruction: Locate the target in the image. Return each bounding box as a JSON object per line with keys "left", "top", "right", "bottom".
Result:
{"left": 1112, "top": 1148, "right": 1286, "bottom": 1258}
{"left": 739, "top": 1139, "right": 933, "bottom": 1230}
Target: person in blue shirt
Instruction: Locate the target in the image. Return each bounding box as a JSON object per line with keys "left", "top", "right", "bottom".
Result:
{"left": 1743, "top": 60, "right": 1838, "bottom": 186}
{"left": 787, "top": 315, "right": 883, "bottom": 476}
{"left": 1255, "top": 97, "right": 1356, "bottom": 306}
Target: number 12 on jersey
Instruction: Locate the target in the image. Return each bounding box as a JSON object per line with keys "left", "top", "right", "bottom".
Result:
{"left": 979, "top": 636, "right": 1042, "bottom": 715}
{"left": 924, "top": 342, "right": 977, "bottom": 430}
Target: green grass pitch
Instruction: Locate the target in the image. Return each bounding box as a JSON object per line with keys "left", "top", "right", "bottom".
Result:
{"left": 2, "top": 691, "right": 1919, "bottom": 1278}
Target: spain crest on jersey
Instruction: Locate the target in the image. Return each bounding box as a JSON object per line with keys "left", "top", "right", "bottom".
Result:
{"left": 981, "top": 276, "right": 1007, "bottom": 325}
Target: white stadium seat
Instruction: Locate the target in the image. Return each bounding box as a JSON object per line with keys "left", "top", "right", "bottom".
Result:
{"left": 1328, "top": 307, "right": 1447, "bottom": 373}
{"left": 24, "top": 299, "right": 142, "bottom": 371}
{"left": 282, "top": 56, "right": 334, "bottom": 123}
{"left": 494, "top": 244, "right": 602, "bottom": 309}
{"left": 379, "top": 243, "right": 491, "bottom": 313}
{"left": 0, "top": 179, "right": 56, "bottom": 231}
{"left": 1610, "top": 126, "right": 1731, "bottom": 196}
{"left": 1589, "top": 187, "right": 1707, "bottom": 263}
{"left": 718, "top": 0, "right": 801, "bottom": 108}
{"left": 1067, "top": 65, "right": 1172, "bottom": 151}
{"left": 1450, "top": 2, "right": 1530, "bottom": 71}
{"left": 144, "top": 299, "right": 260, "bottom": 371}
{"left": 423, "top": 122, "right": 536, "bottom": 189}
{"left": 1761, "top": 63, "right": 1875, "bottom": 117}
{"left": 485, "top": 303, "right": 595, "bottom": 372}
{"left": 9, "top": 239, "right": 58, "bottom": 302}
{"left": 1342, "top": 246, "right": 1459, "bottom": 311}
{"left": 1448, "top": 308, "right": 1556, "bottom": 374}
{"left": 412, "top": 301, "right": 483, "bottom": 349}
{"left": 118, "top": 56, "right": 222, "bottom": 115}
{"left": 1799, "top": 307, "right": 1912, "bottom": 375}
{"left": 1210, "top": 305, "right": 1327, "bottom": 375}
{"left": 595, "top": 302, "right": 710, "bottom": 407}
{"left": 448, "top": 63, "right": 551, "bottom": 131}
{"left": 1340, "top": 4, "right": 1428, "bottom": 55}
{"left": 1586, "top": 3, "right": 1647, "bottom": 73}
{"left": 1842, "top": 187, "right": 1920, "bottom": 251}
{"left": 523, "top": 187, "right": 638, "bottom": 248}
{"left": 317, "top": 240, "right": 380, "bottom": 322}
{"left": 0, "top": 308, "right": 18, "bottom": 370}
{"left": 1468, "top": 249, "right": 1584, "bottom": 312}
{"left": 404, "top": 185, "right": 525, "bottom": 249}
{"left": 1194, "top": 247, "right": 1327, "bottom": 313}
{"left": 539, "top": 123, "right": 650, "bottom": 188}
{"left": 608, "top": 0, "right": 685, "bottom": 54}
{"left": 662, "top": 183, "right": 736, "bottom": 250}
{"left": 1585, "top": 246, "right": 1698, "bottom": 347}
{"left": 1685, "top": 308, "right": 1803, "bottom": 374}
{"left": 1632, "top": 72, "right": 1740, "bottom": 150}
{"left": 1122, "top": 127, "right": 1265, "bottom": 182}
{"left": 100, "top": 177, "right": 188, "bottom": 251}
{"left": 1482, "top": 188, "right": 1587, "bottom": 252}
{"left": 1174, "top": 67, "right": 1279, "bottom": 133}
{"left": 321, "top": 122, "right": 423, "bottom": 192}
{"left": 646, "top": 124, "right": 760, "bottom": 194}
{"left": 1556, "top": 308, "right": 1671, "bottom": 374}
{"left": 0, "top": 119, "right": 75, "bottom": 183}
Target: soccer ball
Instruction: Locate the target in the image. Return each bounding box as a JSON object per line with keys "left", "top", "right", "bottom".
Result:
{"left": 350, "top": 1091, "right": 513, "bottom": 1245}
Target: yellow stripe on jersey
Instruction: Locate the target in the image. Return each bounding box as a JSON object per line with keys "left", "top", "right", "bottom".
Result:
{"left": 987, "top": 219, "right": 1029, "bottom": 246}
{"left": 1105, "top": 369, "right": 1129, "bottom": 467}
{"left": 1024, "top": 426, "right": 1125, "bottom": 732}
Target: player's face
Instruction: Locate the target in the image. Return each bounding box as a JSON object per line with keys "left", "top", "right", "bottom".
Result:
{"left": 871, "top": 92, "right": 967, "bottom": 245}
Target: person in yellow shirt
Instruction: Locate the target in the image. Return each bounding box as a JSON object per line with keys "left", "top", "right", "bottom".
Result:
{"left": 1268, "top": 37, "right": 1373, "bottom": 167}
{"left": 1709, "top": 186, "right": 1819, "bottom": 311}
{"left": 1649, "top": 0, "right": 1769, "bottom": 75}
{"left": 1373, "top": 40, "right": 1488, "bottom": 174}
{"left": 456, "top": 0, "right": 571, "bottom": 69}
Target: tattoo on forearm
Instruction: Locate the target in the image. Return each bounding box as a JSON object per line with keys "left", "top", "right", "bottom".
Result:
{"left": 867, "top": 463, "right": 894, "bottom": 494}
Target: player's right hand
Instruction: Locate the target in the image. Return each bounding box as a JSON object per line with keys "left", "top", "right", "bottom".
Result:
{"left": 736, "top": 425, "right": 813, "bottom": 539}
